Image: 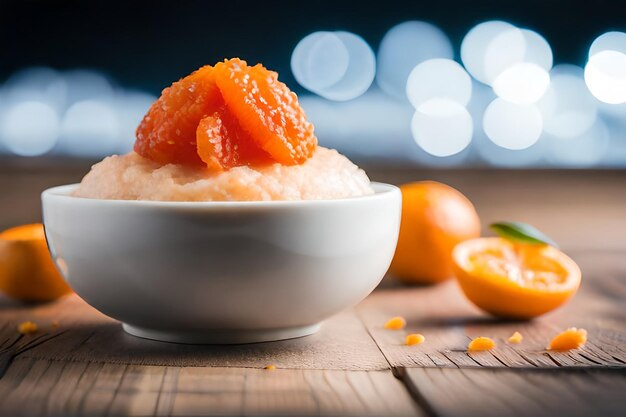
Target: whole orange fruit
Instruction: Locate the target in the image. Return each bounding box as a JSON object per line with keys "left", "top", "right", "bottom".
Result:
{"left": 390, "top": 181, "right": 480, "bottom": 284}
{"left": 0, "top": 224, "right": 72, "bottom": 302}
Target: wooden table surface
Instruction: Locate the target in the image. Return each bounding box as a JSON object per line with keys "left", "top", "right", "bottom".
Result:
{"left": 0, "top": 164, "right": 625, "bottom": 417}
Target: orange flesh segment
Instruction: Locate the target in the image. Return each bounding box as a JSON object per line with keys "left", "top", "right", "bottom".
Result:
{"left": 406, "top": 334, "right": 425, "bottom": 346}
{"left": 135, "top": 65, "right": 222, "bottom": 166}
{"left": 548, "top": 328, "right": 587, "bottom": 351}
{"left": 507, "top": 331, "right": 523, "bottom": 344}
{"left": 384, "top": 316, "right": 406, "bottom": 330}
{"left": 468, "top": 337, "right": 496, "bottom": 351}
{"left": 18, "top": 321, "right": 38, "bottom": 335}
{"left": 196, "top": 110, "right": 273, "bottom": 170}
{"left": 214, "top": 58, "right": 317, "bottom": 165}
{"left": 467, "top": 243, "right": 570, "bottom": 290}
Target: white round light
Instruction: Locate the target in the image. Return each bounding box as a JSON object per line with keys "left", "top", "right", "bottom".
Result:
{"left": 461, "top": 21, "right": 521, "bottom": 85}
{"left": 4, "top": 67, "right": 67, "bottom": 111}
{"left": 483, "top": 98, "right": 543, "bottom": 150}
{"left": 63, "top": 70, "right": 114, "bottom": 105}
{"left": 411, "top": 99, "right": 473, "bottom": 157}
{"left": 60, "top": 100, "right": 120, "bottom": 157}
{"left": 538, "top": 65, "right": 598, "bottom": 139}
{"left": 314, "top": 31, "right": 376, "bottom": 101}
{"left": 377, "top": 21, "right": 453, "bottom": 99}
{"left": 0, "top": 101, "right": 60, "bottom": 156}
{"left": 589, "top": 31, "right": 626, "bottom": 57}
{"left": 584, "top": 50, "right": 626, "bottom": 104}
{"left": 406, "top": 59, "right": 472, "bottom": 108}
{"left": 291, "top": 32, "right": 350, "bottom": 92}
{"left": 546, "top": 120, "right": 610, "bottom": 167}
{"left": 521, "top": 29, "right": 553, "bottom": 71}
{"left": 493, "top": 62, "right": 550, "bottom": 104}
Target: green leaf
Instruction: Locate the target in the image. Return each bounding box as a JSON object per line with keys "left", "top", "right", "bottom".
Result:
{"left": 489, "top": 221, "right": 558, "bottom": 247}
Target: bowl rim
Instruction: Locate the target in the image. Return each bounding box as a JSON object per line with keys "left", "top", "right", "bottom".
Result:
{"left": 42, "top": 182, "right": 399, "bottom": 208}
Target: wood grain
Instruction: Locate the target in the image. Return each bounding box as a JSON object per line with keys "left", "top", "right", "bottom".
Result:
{"left": 357, "top": 251, "right": 626, "bottom": 369}
{"left": 0, "top": 358, "right": 422, "bottom": 417}
{"left": 0, "top": 295, "right": 389, "bottom": 371}
{"left": 400, "top": 367, "right": 626, "bottom": 417}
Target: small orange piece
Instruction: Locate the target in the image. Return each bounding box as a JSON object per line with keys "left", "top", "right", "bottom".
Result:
{"left": 17, "top": 321, "right": 38, "bottom": 335}
{"left": 468, "top": 337, "right": 496, "bottom": 351}
{"left": 214, "top": 58, "right": 317, "bottom": 165}
{"left": 548, "top": 328, "right": 587, "bottom": 351}
{"left": 390, "top": 181, "right": 480, "bottom": 284}
{"left": 406, "top": 334, "right": 425, "bottom": 346}
{"left": 0, "top": 224, "right": 72, "bottom": 302}
{"left": 384, "top": 316, "right": 406, "bottom": 330}
{"left": 507, "top": 331, "right": 523, "bottom": 344}
{"left": 453, "top": 237, "right": 581, "bottom": 319}
{"left": 264, "top": 365, "right": 277, "bottom": 371}
{"left": 135, "top": 65, "right": 223, "bottom": 166}
{"left": 196, "top": 109, "right": 273, "bottom": 170}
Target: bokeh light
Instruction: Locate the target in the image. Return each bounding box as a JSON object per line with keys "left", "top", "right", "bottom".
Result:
{"left": 3, "top": 67, "right": 67, "bottom": 112}
{"left": 58, "top": 100, "right": 120, "bottom": 157}
{"left": 539, "top": 65, "right": 598, "bottom": 139}
{"left": 406, "top": 59, "right": 472, "bottom": 108}
{"left": 520, "top": 29, "right": 553, "bottom": 72}
{"left": 0, "top": 101, "right": 60, "bottom": 156}
{"left": 291, "top": 31, "right": 375, "bottom": 101}
{"left": 589, "top": 31, "right": 626, "bottom": 57}
{"left": 292, "top": 32, "right": 349, "bottom": 92}
{"left": 492, "top": 62, "right": 550, "bottom": 104}
{"left": 377, "top": 21, "right": 453, "bottom": 99}
{"left": 584, "top": 50, "right": 626, "bottom": 104}
{"left": 546, "top": 119, "right": 610, "bottom": 167}
{"left": 483, "top": 98, "right": 543, "bottom": 150}
{"left": 411, "top": 99, "right": 473, "bottom": 157}
{"left": 115, "top": 91, "right": 157, "bottom": 153}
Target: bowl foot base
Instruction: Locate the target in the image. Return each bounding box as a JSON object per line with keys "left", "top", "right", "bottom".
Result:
{"left": 122, "top": 322, "right": 321, "bottom": 344}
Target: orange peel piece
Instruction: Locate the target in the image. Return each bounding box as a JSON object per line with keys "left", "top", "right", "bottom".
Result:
{"left": 468, "top": 336, "right": 496, "bottom": 351}
{"left": 547, "top": 327, "right": 587, "bottom": 351}
{"left": 405, "top": 334, "right": 425, "bottom": 346}
{"left": 507, "top": 331, "right": 523, "bottom": 344}
{"left": 384, "top": 316, "right": 406, "bottom": 330}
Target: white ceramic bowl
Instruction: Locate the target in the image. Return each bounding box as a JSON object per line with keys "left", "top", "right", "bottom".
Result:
{"left": 42, "top": 183, "right": 401, "bottom": 344}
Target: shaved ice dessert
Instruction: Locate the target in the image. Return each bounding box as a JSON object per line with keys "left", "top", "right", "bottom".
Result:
{"left": 74, "top": 58, "right": 373, "bottom": 201}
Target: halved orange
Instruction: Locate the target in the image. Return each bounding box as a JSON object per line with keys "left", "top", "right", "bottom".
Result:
{"left": 452, "top": 237, "right": 581, "bottom": 319}
{"left": 0, "top": 224, "right": 72, "bottom": 302}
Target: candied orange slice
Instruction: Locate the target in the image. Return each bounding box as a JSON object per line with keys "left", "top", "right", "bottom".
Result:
{"left": 468, "top": 337, "right": 496, "bottom": 351}
{"left": 453, "top": 237, "right": 581, "bottom": 319}
{"left": 135, "top": 65, "right": 222, "bottom": 166}
{"left": 548, "top": 327, "right": 587, "bottom": 351}
{"left": 214, "top": 58, "right": 317, "bottom": 164}
{"left": 507, "top": 331, "right": 523, "bottom": 344}
{"left": 196, "top": 109, "right": 273, "bottom": 171}
{"left": 0, "top": 224, "right": 72, "bottom": 302}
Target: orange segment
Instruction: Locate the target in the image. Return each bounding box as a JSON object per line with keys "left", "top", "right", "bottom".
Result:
{"left": 507, "top": 331, "right": 523, "bottom": 344}
{"left": 406, "top": 333, "right": 425, "bottom": 346}
{"left": 0, "top": 224, "right": 72, "bottom": 302}
{"left": 384, "top": 316, "right": 407, "bottom": 330}
{"left": 453, "top": 237, "right": 581, "bottom": 319}
{"left": 135, "top": 65, "right": 222, "bottom": 166}
{"left": 196, "top": 109, "right": 273, "bottom": 171}
{"left": 214, "top": 58, "right": 317, "bottom": 164}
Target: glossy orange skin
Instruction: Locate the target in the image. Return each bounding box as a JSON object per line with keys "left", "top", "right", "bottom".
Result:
{"left": 0, "top": 224, "right": 72, "bottom": 302}
{"left": 453, "top": 238, "right": 582, "bottom": 319}
{"left": 390, "top": 181, "right": 481, "bottom": 285}
{"left": 214, "top": 58, "right": 317, "bottom": 165}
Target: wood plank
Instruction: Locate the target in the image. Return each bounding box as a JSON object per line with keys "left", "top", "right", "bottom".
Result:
{"left": 0, "top": 294, "right": 388, "bottom": 371}
{"left": 400, "top": 367, "right": 626, "bottom": 417}
{"left": 0, "top": 358, "right": 423, "bottom": 417}
{"left": 358, "top": 251, "right": 626, "bottom": 368}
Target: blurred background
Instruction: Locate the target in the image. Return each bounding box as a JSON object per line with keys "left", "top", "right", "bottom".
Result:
{"left": 0, "top": 0, "right": 625, "bottom": 237}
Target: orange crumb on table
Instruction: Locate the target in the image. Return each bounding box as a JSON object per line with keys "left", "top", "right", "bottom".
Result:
{"left": 264, "top": 365, "right": 276, "bottom": 371}
{"left": 384, "top": 316, "right": 406, "bottom": 330}
{"left": 468, "top": 337, "right": 496, "bottom": 351}
{"left": 547, "top": 327, "right": 587, "bottom": 351}
{"left": 405, "top": 333, "right": 425, "bottom": 346}
{"left": 51, "top": 320, "right": 59, "bottom": 328}
{"left": 508, "top": 331, "right": 523, "bottom": 344}
{"left": 17, "top": 321, "right": 38, "bottom": 335}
